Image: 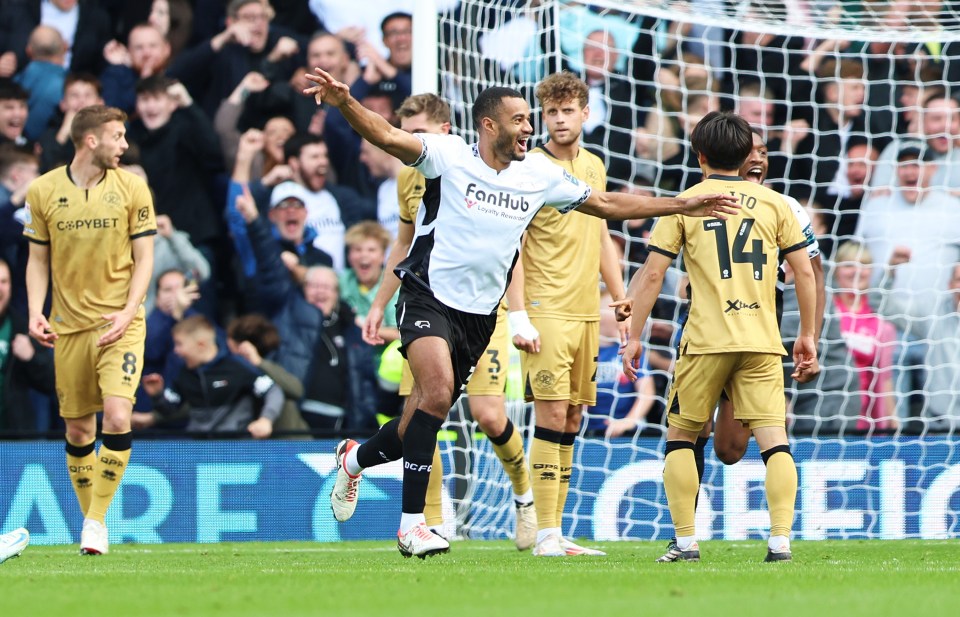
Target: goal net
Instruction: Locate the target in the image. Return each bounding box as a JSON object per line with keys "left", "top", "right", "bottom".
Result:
{"left": 428, "top": 0, "right": 960, "bottom": 541}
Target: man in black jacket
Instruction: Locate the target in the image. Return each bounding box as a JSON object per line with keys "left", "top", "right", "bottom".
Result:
{"left": 167, "top": 0, "right": 304, "bottom": 116}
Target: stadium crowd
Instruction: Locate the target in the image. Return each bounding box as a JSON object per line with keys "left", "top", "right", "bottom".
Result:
{"left": 1, "top": 0, "right": 959, "bottom": 439}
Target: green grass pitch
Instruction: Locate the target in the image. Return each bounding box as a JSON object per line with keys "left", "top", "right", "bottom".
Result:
{"left": 1, "top": 540, "right": 958, "bottom": 616}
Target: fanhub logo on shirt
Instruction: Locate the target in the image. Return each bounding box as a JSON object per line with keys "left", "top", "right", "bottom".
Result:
{"left": 465, "top": 183, "right": 530, "bottom": 212}
{"left": 725, "top": 299, "right": 760, "bottom": 313}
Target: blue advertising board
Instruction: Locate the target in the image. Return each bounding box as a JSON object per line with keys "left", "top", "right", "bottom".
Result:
{"left": 1, "top": 438, "right": 958, "bottom": 545}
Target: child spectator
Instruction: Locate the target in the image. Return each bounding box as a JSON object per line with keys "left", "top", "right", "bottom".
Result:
{"left": 832, "top": 241, "right": 898, "bottom": 431}
{"left": 141, "top": 315, "right": 284, "bottom": 438}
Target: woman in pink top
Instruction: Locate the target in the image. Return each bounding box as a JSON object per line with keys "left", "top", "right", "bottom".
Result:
{"left": 832, "top": 241, "right": 898, "bottom": 431}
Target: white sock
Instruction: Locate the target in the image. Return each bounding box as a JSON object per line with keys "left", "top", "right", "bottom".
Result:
{"left": 536, "top": 527, "right": 561, "bottom": 544}
{"left": 514, "top": 489, "right": 533, "bottom": 505}
{"left": 768, "top": 535, "right": 790, "bottom": 551}
{"left": 345, "top": 446, "right": 362, "bottom": 476}
{"left": 676, "top": 535, "right": 697, "bottom": 551}
{"left": 399, "top": 512, "right": 425, "bottom": 534}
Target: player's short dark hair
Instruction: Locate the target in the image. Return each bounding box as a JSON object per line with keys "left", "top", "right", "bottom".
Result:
{"left": 0, "top": 78, "right": 28, "bottom": 102}
{"left": 472, "top": 86, "right": 524, "bottom": 128}
{"left": 227, "top": 314, "right": 281, "bottom": 356}
{"left": 283, "top": 133, "right": 325, "bottom": 162}
{"left": 381, "top": 11, "right": 412, "bottom": 35}
{"left": 690, "top": 111, "right": 752, "bottom": 171}
{"left": 535, "top": 71, "right": 588, "bottom": 110}
{"left": 70, "top": 105, "right": 127, "bottom": 148}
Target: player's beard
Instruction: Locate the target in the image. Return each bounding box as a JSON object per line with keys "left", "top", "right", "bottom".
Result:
{"left": 494, "top": 130, "right": 524, "bottom": 162}
{"left": 93, "top": 146, "right": 120, "bottom": 170}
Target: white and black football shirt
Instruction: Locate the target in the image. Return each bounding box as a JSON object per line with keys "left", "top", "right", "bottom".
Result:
{"left": 397, "top": 133, "right": 592, "bottom": 315}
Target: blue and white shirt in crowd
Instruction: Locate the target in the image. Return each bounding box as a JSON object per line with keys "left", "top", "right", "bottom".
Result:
{"left": 397, "top": 133, "right": 592, "bottom": 315}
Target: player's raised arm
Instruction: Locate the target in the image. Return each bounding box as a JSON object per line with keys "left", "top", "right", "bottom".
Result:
{"left": 303, "top": 68, "right": 423, "bottom": 165}
{"left": 577, "top": 190, "right": 740, "bottom": 221}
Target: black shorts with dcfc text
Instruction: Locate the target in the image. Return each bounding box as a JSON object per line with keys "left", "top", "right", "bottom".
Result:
{"left": 396, "top": 280, "right": 498, "bottom": 404}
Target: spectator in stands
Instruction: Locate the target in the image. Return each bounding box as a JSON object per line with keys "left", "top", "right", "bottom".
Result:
{"left": 302, "top": 265, "right": 359, "bottom": 430}
{"left": 790, "top": 58, "right": 867, "bottom": 201}
{"left": 350, "top": 12, "right": 412, "bottom": 107}
{"left": 817, "top": 135, "right": 880, "bottom": 258}
{"left": 870, "top": 90, "right": 960, "bottom": 190}
{"left": 14, "top": 26, "right": 67, "bottom": 141}
{"left": 131, "top": 268, "right": 200, "bottom": 419}
{"left": 733, "top": 80, "right": 810, "bottom": 193}
{"left": 214, "top": 71, "right": 272, "bottom": 169}
{"left": 857, "top": 143, "right": 960, "bottom": 323}
{"left": 274, "top": 133, "right": 375, "bottom": 270}
{"left": 338, "top": 221, "right": 399, "bottom": 429}
{"left": 0, "top": 80, "right": 32, "bottom": 151}
{"left": 0, "top": 257, "right": 55, "bottom": 434}
{"left": 148, "top": 0, "right": 194, "bottom": 59}
{"left": 578, "top": 29, "right": 640, "bottom": 186}
{"left": 831, "top": 241, "right": 898, "bottom": 432}
{"left": 148, "top": 215, "right": 211, "bottom": 315}
{"left": 358, "top": 138, "right": 403, "bottom": 241}
{"left": 720, "top": 21, "right": 811, "bottom": 122}
{"left": 237, "top": 179, "right": 356, "bottom": 430}
{"left": 239, "top": 32, "right": 357, "bottom": 140}
{"left": 268, "top": 180, "right": 335, "bottom": 278}
{"left": 141, "top": 315, "right": 284, "bottom": 437}
{"left": 893, "top": 63, "right": 944, "bottom": 137}
{"left": 168, "top": 0, "right": 304, "bottom": 116}
{"left": 127, "top": 76, "right": 225, "bottom": 283}
{"left": 226, "top": 314, "right": 309, "bottom": 435}
{"left": 101, "top": 23, "right": 173, "bottom": 114}
{"left": 637, "top": 66, "right": 718, "bottom": 191}
{"left": 0, "top": 147, "right": 39, "bottom": 315}
{"left": 35, "top": 72, "right": 102, "bottom": 172}
{"left": 585, "top": 289, "right": 655, "bottom": 438}
{"left": 0, "top": 0, "right": 112, "bottom": 77}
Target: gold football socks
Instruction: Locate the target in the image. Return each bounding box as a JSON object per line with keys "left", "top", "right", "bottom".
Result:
{"left": 663, "top": 441, "right": 699, "bottom": 538}
{"left": 762, "top": 445, "right": 798, "bottom": 538}
{"left": 65, "top": 439, "right": 97, "bottom": 517}
{"left": 86, "top": 432, "right": 132, "bottom": 524}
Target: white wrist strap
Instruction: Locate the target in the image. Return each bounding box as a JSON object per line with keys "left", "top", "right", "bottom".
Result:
{"left": 508, "top": 310, "right": 539, "bottom": 341}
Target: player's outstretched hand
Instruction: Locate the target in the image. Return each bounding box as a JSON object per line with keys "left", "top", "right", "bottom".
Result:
{"left": 303, "top": 68, "right": 350, "bottom": 107}
{"left": 621, "top": 339, "right": 643, "bottom": 382}
{"left": 28, "top": 314, "right": 57, "bottom": 348}
{"left": 680, "top": 193, "right": 741, "bottom": 219}
{"left": 363, "top": 305, "right": 385, "bottom": 345}
{"left": 98, "top": 309, "right": 135, "bottom": 347}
